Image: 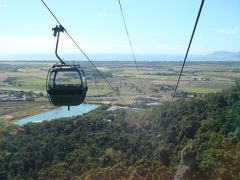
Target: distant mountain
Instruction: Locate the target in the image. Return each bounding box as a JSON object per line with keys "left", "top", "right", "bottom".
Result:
{"left": 207, "top": 51, "right": 240, "bottom": 57}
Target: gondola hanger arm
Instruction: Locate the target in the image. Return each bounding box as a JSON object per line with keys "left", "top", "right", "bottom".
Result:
{"left": 52, "top": 25, "right": 66, "bottom": 65}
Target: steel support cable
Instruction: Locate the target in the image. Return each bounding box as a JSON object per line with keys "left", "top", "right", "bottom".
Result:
{"left": 160, "top": 0, "right": 205, "bottom": 130}
{"left": 40, "top": 0, "right": 126, "bottom": 103}
{"left": 171, "top": 0, "right": 205, "bottom": 103}
{"left": 117, "top": 0, "right": 145, "bottom": 95}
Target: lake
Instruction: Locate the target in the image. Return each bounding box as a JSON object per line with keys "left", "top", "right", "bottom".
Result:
{"left": 14, "top": 104, "right": 99, "bottom": 126}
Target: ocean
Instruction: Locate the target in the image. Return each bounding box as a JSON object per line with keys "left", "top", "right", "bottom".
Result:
{"left": 0, "top": 53, "right": 239, "bottom": 61}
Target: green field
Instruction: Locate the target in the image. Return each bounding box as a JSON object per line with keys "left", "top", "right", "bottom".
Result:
{"left": 0, "top": 60, "right": 239, "bottom": 121}
{"left": 183, "top": 87, "right": 222, "bottom": 93}
{"left": 0, "top": 61, "right": 240, "bottom": 101}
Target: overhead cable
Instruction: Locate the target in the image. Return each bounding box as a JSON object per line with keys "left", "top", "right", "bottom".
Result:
{"left": 171, "top": 0, "right": 205, "bottom": 102}
{"left": 117, "top": 0, "right": 145, "bottom": 94}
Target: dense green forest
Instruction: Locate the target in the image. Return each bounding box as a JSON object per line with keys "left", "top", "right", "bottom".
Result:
{"left": 1, "top": 86, "right": 240, "bottom": 179}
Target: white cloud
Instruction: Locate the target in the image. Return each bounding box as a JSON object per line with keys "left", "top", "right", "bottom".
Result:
{"left": 217, "top": 26, "right": 240, "bottom": 35}
{"left": 0, "top": 35, "right": 132, "bottom": 55}
{"left": 216, "top": 37, "right": 224, "bottom": 41}
{"left": 147, "top": 33, "right": 158, "bottom": 37}
{"left": 0, "top": 3, "right": 7, "bottom": 8}
{"left": 176, "top": 31, "right": 183, "bottom": 35}
{"left": 0, "top": 34, "right": 209, "bottom": 55}
{"left": 98, "top": 12, "right": 106, "bottom": 17}
{"left": 0, "top": 35, "right": 77, "bottom": 55}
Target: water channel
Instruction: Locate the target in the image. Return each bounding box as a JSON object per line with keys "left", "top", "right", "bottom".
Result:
{"left": 14, "top": 104, "right": 99, "bottom": 126}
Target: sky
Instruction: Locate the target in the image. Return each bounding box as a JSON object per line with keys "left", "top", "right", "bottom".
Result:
{"left": 0, "top": 0, "right": 239, "bottom": 60}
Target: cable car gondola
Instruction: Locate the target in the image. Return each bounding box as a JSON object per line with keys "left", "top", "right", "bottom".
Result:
{"left": 46, "top": 25, "right": 88, "bottom": 109}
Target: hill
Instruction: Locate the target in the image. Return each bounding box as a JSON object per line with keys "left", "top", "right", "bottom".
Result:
{"left": 207, "top": 51, "right": 240, "bottom": 57}
{"left": 0, "top": 86, "right": 240, "bottom": 179}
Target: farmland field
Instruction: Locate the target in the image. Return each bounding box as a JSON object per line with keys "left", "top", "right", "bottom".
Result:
{"left": 0, "top": 60, "right": 240, "bottom": 121}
